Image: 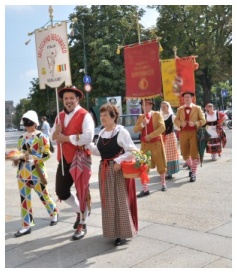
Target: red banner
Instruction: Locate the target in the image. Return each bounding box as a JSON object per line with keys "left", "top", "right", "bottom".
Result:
{"left": 175, "top": 56, "right": 197, "bottom": 95}
{"left": 124, "top": 40, "right": 162, "bottom": 98}
{"left": 175, "top": 56, "right": 198, "bottom": 104}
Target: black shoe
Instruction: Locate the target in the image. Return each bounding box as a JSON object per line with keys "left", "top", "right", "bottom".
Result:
{"left": 14, "top": 228, "right": 31, "bottom": 237}
{"left": 161, "top": 185, "right": 167, "bottom": 191}
{"left": 190, "top": 175, "right": 196, "bottom": 182}
{"left": 166, "top": 174, "right": 173, "bottom": 179}
{"left": 50, "top": 213, "right": 59, "bottom": 226}
{"left": 73, "top": 213, "right": 80, "bottom": 229}
{"left": 137, "top": 190, "right": 150, "bottom": 198}
{"left": 114, "top": 238, "right": 126, "bottom": 246}
{"left": 189, "top": 171, "right": 192, "bottom": 177}
{"left": 72, "top": 224, "right": 87, "bottom": 240}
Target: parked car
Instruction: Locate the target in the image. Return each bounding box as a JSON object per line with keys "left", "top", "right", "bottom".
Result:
{"left": 19, "top": 125, "right": 25, "bottom": 131}
{"left": 5, "top": 127, "right": 18, "bottom": 132}
{"left": 93, "top": 114, "right": 140, "bottom": 142}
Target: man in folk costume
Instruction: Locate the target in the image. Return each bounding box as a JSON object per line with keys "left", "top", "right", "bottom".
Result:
{"left": 51, "top": 86, "right": 94, "bottom": 240}
{"left": 134, "top": 99, "right": 167, "bottom": 197}
{"left": 174, "top": 91, "right": 206, "bottom": 182}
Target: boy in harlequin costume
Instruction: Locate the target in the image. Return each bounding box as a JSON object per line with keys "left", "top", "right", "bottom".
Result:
{"left": 51, "top": 86, "right": 94, "bottom": 240}
{"left": 174, "top": 91, "right": 206, "bottom": 182}
{"left": 134, "top": 99, "right": 167, "bottom": 197}
{"left": 14, "top": 110, "right": 59, "bottom": 237}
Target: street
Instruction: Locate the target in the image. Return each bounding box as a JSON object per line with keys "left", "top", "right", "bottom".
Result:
{"left": 5, "top": 128, "right": 232, "bottom": 268}
{"left": 4, "top": 127, "right": 232, "bottom": 150}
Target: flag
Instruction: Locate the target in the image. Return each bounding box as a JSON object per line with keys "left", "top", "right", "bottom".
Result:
{"left": 124, "top": 40, "right": 162, "bottom": 99}
{"left": 160, "top": 56, "right": 198, "bottom": 106}
{"left": 57, "top": 64, "right": 67, "bottom": 72}
{"left": 35, "top": 21, "right": 72, "bottom": 89}
{"left": 160, "top": 59, "right": 180, "bottom": 107}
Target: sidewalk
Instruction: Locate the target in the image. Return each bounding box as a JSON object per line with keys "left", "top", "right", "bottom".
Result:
{"left": 5, "top": 145, "right": 232, "bottom": 268}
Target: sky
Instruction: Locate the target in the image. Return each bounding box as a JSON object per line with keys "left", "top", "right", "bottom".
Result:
{"left": 5, "top": 3, "right": 159, "bottom": 107}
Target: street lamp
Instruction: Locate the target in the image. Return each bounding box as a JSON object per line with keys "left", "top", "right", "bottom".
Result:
{"left": 71, "top": 18, "right": 89, "bottom": 111}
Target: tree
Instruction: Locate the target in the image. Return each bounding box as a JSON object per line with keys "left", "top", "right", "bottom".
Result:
{"left": 151, "top": 5, "right": 232, "bottom": 107}
{"left": 68, "top": 5, "right": 148, "bottom": 106}
{"left": 13, "top": 78, "right": 61, "bottom": 127}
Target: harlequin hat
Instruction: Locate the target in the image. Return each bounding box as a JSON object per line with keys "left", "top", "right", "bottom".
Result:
{"left": 21, "top": 110, "right": 39, "bottom": 126}
{"left": 181, "top": 91, "right": 195, "bottom": 97}
{"left": 58, "top": 85, "right": 84, "bottom": 99}
{"left": 139, "top": 98, "right": 155, "bottom": 106}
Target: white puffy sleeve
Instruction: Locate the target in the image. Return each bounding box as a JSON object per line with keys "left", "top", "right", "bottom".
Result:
{"left": 114, "top": 127, "right": 139, "bottom": 164}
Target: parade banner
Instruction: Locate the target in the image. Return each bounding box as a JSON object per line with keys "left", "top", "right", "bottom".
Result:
{"left": 124, "top": 40, "right": 162, "bottom": 98}
{"left": 176, "top": 56, "right": 198, "bottom": 104}
{"left": 175, "top": 56, "right": 197, "bottom": 95}
{"left": 107, "top": 96, "right": 123, "bottom": 115}
{"left": 35, "top": 21, "right": 72, "bottom": 89}
{"left": 126, "top": 98, "right": 141, "bottom": 115}
{"left": 160, "top": 59, "right": 180, "bottom": 108}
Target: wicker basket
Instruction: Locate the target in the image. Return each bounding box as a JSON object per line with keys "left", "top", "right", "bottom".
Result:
{"left": 121, "top": 161, "right": 148, "bottom": 179}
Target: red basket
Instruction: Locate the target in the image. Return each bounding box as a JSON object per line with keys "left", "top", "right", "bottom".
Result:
{"left": 121, "top": 161, "right": 149, "bottom": 184}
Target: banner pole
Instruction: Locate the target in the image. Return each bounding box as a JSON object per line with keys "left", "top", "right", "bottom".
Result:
{"left": 143, "top": 100, "right": 148, "bottom": 135}
{"left": 55, "top": 87, "right": 65, "bottom": 176}
{"left": 136, "top": 12, "right": 141, "bottom": 44}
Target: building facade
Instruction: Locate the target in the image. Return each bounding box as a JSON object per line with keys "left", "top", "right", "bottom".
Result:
{"left": 5, "top": 100, "right": 15, "bottom": 128}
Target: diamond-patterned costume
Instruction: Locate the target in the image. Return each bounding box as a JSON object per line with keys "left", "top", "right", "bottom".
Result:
{"left": 16, "top": 130, "right": 58, "bottom": 227}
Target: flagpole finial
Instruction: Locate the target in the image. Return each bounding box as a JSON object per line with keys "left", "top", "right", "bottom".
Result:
{"left": 49, "top": 5, "right": 54, "bottom": 26}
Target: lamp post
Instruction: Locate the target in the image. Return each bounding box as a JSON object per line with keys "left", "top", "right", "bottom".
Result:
{"left": 71, "top": 18, "right": 89, "bottom": 111}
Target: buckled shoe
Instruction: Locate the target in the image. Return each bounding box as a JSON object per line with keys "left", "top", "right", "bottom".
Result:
{"left": 161, "top": 185, "right": 167, "bottom": 191}
{"left": 114, "top": 238, "right": 127, "bottom": 246}
{"left": 137, "top": 190, "right": 150, "bottom": 198}
{"left": 14, "top": 228, "right": 31, "bottom": 237}
{"left": 72, "top": 224, "right": 87, "bottom": 240}
{"left": 190, "top": 175, "right": 196, "bottom": 182}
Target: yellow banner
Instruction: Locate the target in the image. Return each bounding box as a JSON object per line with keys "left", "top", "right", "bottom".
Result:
{"left": 160, "top": 59, "right": 180, "bottom": 107}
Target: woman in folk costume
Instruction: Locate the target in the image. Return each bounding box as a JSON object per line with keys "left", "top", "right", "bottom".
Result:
{"left": 174, "top": 91, "right": 206, "bottom": 182}
{"left": 51, "top": 86, "right": 94, "bottom": 241}
{"left": 87, "top": 103, "right": 138, "bottom": 246}
{"left": 205, "top": 103, "right": 227, "bottom": 160}
{"left": 13, "top": 110, "right": 58, "bottom": 237}
{"left": 134, "top": 99, "right": 167, "bottom": 197}
{"left": 160, "top": 101, "right": 180, "bottom": 179}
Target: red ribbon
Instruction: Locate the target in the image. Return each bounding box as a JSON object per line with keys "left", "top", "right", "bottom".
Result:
{"left": 139, "top": 164, "right": 149, "bottom": 185}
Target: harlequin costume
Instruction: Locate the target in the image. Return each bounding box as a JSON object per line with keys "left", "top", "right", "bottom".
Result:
{"left": 15, "top": 110, "right": 58, "bottom": 237}
{"left": 134, "top": 104, "right": 167, "bottom": 195}
{"left": 174, "top": 91, "right": 206, "bottom": 182}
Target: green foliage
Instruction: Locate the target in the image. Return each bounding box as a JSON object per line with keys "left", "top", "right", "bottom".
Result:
{"left": 153, "top": 5, "right": 232, "bottom": 107}
{"left": 13, "top": 5, "right": 232, "bottom": 123}
{"left": 132, "top": 150, "right": 151, "bottom": 168}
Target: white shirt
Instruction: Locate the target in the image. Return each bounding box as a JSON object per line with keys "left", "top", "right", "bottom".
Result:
{"left": 205, "top": 110, "right": 219, "bottom": 138}
{"left": 50, "top": 105, "right": 94, "bottom": 146}
{"left": 41, "top": 121, "right": 51, "bottom": 137}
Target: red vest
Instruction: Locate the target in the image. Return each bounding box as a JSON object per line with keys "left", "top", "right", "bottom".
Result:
{"left": 56, "top": 108, "right": 87, "bottom": 163}
{"left": 182, "top": 107, "right": 196, "bottom": 132}
{"left": 141, "top": 115, "right": 161, "bottom": 143}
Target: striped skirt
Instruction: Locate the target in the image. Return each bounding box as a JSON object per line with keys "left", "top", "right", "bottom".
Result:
{"left": 163, "top": 132, "right": 180, "bottom": 175}
{"left": 98, "top": 161, "right": 137, "bottom": 239}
